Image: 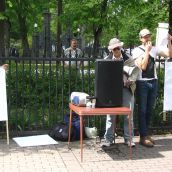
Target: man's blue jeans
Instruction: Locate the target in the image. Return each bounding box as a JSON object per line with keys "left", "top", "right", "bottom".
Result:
{"left": 104, "top": 88, "right": 134, "bottom": 143}
{"left": 136, "top": 79, "right": 158, "bottom": 137}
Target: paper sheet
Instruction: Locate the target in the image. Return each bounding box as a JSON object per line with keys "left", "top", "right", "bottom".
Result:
{"left": 13, "top": 134, "right": 58, "bottom": 147}
{"left": 0, "top": 68, "right": 8, "bottom": 121}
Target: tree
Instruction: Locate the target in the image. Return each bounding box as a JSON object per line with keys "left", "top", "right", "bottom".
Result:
{"left": 3, "top": 0, "right": 170, "bottom": 56}
{"left": 11, "top": 0, "right": 31, "bottom": 56}
{"left": 92, "top": 0, "right": 108, "bottom": 57}
{"left": 6, "top": 0, "right": 51, "bottom": 57}
{"left": 61, "top": 0, "right": 109, "bottom": 57}
{"left": 109, "top": 0, "right": 168, "bottom": 47}
{"left": 56, "top": 0, "right": 63, "bottom": 57}
{"left": 0, "top": 0, "right": 5, "bottom": 57}
{"left": 169, "top": 0, "right": 172, "bottom": 34}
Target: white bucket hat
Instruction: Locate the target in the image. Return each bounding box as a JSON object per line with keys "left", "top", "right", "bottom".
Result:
{"left": 139, "top": 29, "right": 151, "bottom": 37}
{"left": 108, "top": 38, "right": 124, "bottom": 50}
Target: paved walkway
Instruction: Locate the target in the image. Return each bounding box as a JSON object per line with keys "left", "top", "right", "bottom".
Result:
{"left": 0, "top": 134, "right": 172, "bottom": 172}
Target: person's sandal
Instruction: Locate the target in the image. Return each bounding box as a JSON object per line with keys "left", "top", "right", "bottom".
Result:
{"left": 146, "top": 136, "right": 155, "bottom": 144}
{"left": 140, "top": 137, "right": 154, "bottom": 147}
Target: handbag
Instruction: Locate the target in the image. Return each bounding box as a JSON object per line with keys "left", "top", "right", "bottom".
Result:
{"left": 49, "top": 122, "right": 76, "bottom": 141}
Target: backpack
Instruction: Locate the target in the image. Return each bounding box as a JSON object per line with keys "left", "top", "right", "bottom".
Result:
{"left": 64, "top": 113, "right": 81, "bottom": 140}
{"left": 49, "top": 122, "right": 76, "bottom": 142}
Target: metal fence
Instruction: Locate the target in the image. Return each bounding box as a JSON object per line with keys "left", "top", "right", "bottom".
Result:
{"left": 0, "top": 56, "right": 172, "bottom": 136}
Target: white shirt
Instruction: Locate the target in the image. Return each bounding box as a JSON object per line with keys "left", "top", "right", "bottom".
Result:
{"left": 132, "top": 45, "right": 161, "bottom": 80}
{"left": 104, "top": 54, "right": 123, "bottom": 60}
{"left": 64, "top": 47, "right": 83, "bottom": 67}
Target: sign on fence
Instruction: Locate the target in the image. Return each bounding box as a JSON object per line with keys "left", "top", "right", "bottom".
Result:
{"left": 163, "top": 62, "right": 172, "bottom": 111}
{"left": 156, "top": 23, "right": 169, "bottom": 47}
{"left": 0, "top": 68, "right": 8, "bottom": 121}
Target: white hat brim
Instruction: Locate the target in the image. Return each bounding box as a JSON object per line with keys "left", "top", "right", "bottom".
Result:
{"left": 108, "top": 42, "right": 124, "bottom": 50}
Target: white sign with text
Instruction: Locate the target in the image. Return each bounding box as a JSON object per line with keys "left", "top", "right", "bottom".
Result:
{"left": 0, "top": 68, "right": 8, "bottom": 121}
{"left": 163, "top": 62, "right": 172, "bottom": 111}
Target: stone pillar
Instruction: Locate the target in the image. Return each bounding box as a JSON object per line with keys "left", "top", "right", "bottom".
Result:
{"left": 43, "top": 10, "right": 51, "bottom": 58}
{"left": 32, "top": 31, "right": 39, "bottom": 57}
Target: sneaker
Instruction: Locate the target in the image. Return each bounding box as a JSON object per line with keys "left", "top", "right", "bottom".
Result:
{"left": 101, "top": 141, "right": 117, "bottom": 151}
{"left": 146, "top": 136, "right": 155, "bottom": 144}
{"left": 140, "top": 136, "right": 154, "bottom": 147}
{"left": 124, "top": 140, "right": 136, "bottom": 147}
{"left": 101, "top": 140, "right": 113, "bottom": 148}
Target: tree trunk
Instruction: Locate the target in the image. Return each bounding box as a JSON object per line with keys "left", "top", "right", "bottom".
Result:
{"left": 93, "top": 26, "right": 102, "bottom": 58}
{"left": 56, "top": 0, "right": 63, "bottom": 58}
{"left": 0, "top": 0, "right": 5, "bottom": 57}
{"left": 92, "top": 0, "right": 108, "bottom": 58}
{"left": 18, "top": 13, "right": 31, "bottom": 57}
{"left": 169, "top": 0, "right": 172, "bottom": 34}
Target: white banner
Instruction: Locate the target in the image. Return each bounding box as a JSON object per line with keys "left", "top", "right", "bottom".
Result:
{"left": 163, "top": 62, "right": 172, "bottom": 111}
{"left": 156, "top": 23, "right": 169, "bottom": 48}
{"left": 0, "top": 68, "right": 8, "bottom": 121}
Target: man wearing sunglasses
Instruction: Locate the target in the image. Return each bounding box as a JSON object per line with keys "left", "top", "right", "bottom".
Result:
{"left": 102, "top": 38, "right": 139, "bottom": 147}
{"left": 132, "top": 28, "right": 172, "bottom": 147}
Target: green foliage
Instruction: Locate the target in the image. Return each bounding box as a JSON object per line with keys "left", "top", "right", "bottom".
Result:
{"left": 6, "top": 62, "right": 95, "bottom": 131}
{"left": 2, "top": 0, "right": 171, "bottom": 132}
{"left": 3, "top": 0, "right": 170, "bottom": 49}
{"left": 5, "top": 61, "right": 166, "bottom": 133}
{"left": 5, "top": 0, "right": 51, "bottom": 46}
{"left": 152, "top": 68, "right": 164, "bottom": 126}
{"left": 0, "top": 13, "right": 7, "bottom": 20}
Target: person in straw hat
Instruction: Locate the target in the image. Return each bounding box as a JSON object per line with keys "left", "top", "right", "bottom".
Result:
{"left": 102, "top": 38, "right": 139, "bottom": 148}
{"left": 132, "top": 28, "right": 172, "bottom": 147}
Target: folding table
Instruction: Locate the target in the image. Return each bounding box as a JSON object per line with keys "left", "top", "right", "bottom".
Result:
{"left": 68, "top": 103, "right": 132, "bottom": 162}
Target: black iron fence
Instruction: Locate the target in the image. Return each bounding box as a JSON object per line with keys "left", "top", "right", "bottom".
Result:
{"left": 0, "top": 56, "right": 172, "bottom": 136}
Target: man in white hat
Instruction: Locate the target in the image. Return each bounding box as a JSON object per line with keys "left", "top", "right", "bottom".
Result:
{"left": 132, "top": 28, "right": 172, "bottom": 147}
{"left": 102, "top": 38, "right": 139, "bottom": 147}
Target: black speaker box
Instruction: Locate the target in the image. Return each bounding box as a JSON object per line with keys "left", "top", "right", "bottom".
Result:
{"left": 95, "top": 59, "right": 123, "bottom": 107}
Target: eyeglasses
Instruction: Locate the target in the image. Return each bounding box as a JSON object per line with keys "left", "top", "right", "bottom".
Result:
{"left": 141, "top": 34, "right": 151, "bottom": 39}
{"left": 113, "top": 47, "right": 120, "bottom": 51}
